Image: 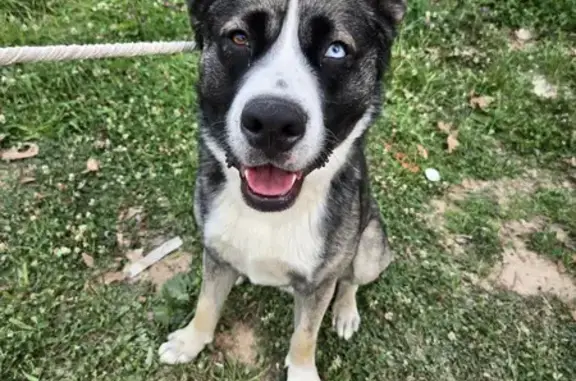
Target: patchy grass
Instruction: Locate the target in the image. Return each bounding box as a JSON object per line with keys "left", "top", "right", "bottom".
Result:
{"left": 1, "top": 1, "right": 575, "bottom": 381}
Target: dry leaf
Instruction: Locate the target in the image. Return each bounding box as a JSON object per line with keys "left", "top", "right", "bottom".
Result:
{"left": 85, "top": 158, "right": 100, "bottom": 173}
{"left": 571, "top": 310, "right": 576, "bottom": 322}
{"left": 82, "top": 253, "right": 95, "bottom": 268}
{"left": 570, "top": 48, "right": 576, "bottom": 57}
{"left": 437, "top": 121, "right": 453, "bottom": 134}
{"left": 447, "top": 131, "right": 460, "bottom": 153}
{"left": 572, "top": 254, "right": 576, "bottom": 264}
{"left": 417, "top": 144, "right": 429, "bottom": 159}
{"left": 394, "top": 152, "right": 420, "bottom": 173}
{"left": 384, "top": 142, "right": 393, "bottom": 152}
{"left": 469, "top": 95, "right": 494, "bottom": 110}
{"left": 19, "top": 177, "right": 36, "bottom": 184}
{"left": 532, "top": 75, "right": 558, "bottom": 99}
{"left": 56, "top": 183, "right": 67, "bottom": 191}
{"left": 402, "top": 161, "right": 420, "bottom": 173}
{"left": 101, "top": 271, "right": 126, "bottom": 285}
{"left": 1, "top": 143, "right": 39, "bottom": 161}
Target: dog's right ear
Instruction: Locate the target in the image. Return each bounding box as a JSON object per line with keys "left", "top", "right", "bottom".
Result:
{"left": 186, "top": 0, "right": 214, "bottom": 49}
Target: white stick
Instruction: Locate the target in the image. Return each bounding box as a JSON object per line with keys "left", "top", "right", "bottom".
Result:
{"left": 0, "top": 41, "right": 196, "bottom": 66}
{"left": 124, "top": 236, "right": 184, "bottom": 278}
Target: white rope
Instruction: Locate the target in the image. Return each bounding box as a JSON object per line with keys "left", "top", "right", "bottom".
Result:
{"left": 0, "top": 41, "right": 197, "bottom": 66}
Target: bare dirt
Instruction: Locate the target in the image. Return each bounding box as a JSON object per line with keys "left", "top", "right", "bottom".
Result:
{"left": 426, "top": 171, "right": 576, "bottom": 304}
{"left": 487, "top": 218, "right": 576, "bottom": 303}
{"left": 214, "top": 322, "right": 259, "bottom": 367}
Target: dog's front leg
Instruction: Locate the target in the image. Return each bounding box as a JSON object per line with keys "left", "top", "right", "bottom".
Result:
{"left": 286, "top": 279, "right": 337, "bottom": 381}
{"left": 158, "top": 250, "right": 238, "bottom": 364}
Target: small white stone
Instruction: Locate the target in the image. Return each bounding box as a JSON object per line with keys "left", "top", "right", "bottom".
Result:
{"left": 425, "top": 168, "right": 441, "bottom": 182}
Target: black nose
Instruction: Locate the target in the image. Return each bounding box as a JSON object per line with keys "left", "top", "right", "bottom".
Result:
{"left": 241, "top": 96, "right": 307, "bottom": 155}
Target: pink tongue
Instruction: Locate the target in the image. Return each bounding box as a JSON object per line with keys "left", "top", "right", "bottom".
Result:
{"left": 245, "top": 165, "right": 297, "bottom": 196}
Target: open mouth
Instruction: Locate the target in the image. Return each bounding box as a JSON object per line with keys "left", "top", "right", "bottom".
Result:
{"left": 239, "top": 164, "right": 305, "bottom": 212}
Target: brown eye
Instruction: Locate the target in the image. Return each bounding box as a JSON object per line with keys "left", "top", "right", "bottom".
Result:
{"left": 230, "top": 31, "right": 249, "bottom": 46}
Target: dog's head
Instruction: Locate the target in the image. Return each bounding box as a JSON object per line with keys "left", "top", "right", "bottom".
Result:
{"left": 189, "top": 0, "right": 406, "bottom": 212}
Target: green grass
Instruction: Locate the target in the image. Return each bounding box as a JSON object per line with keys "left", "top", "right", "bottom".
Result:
{"left": 1, "top": 0, "right": 575, "bottom": 380}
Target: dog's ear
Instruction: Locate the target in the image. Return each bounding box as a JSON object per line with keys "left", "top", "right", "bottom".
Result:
{"left": 377, "top": 0, "right": 407, "bottom": 25}
{"left": 186, "top": 0, "right": 215, "bottom": 49}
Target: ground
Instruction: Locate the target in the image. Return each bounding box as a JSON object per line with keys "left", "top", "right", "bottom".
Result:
{"left": 1, "top": 0, "right": 575, "bottom": 380}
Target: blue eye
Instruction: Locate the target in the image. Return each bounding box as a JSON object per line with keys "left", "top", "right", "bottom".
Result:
{"left": 324, "top": 42, "right": 347, "bottom": 59}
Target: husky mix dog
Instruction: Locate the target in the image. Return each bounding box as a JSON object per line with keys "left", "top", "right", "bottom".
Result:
{"left": 158, "top": 0, "right": 407, "bottom": 379}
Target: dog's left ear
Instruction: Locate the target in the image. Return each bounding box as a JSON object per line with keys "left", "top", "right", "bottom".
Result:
{"left": 378, "top": 0, "right": 407, "bottom": 25}
{"left": 186, "top": 0, "right": 215, "bottom": 49}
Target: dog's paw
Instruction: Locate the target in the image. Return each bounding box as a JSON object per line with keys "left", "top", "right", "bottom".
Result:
{"left": 285, "top": 365, "right": 321, "bottom": 381}
{"left": 158, "top": 327, "right": 211, "bottom": 364}
{"left": 332, "top": 301, "right": 361, "bottom": 340}
{"left": 284, "top": 356, "right": 321, "bottom": 381}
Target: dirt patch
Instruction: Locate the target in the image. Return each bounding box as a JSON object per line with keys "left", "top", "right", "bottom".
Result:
{"left": 425, "top": 171, "right": 576, "bottom": 304}
{"left": 484, "top": 218, "right": 576, "bottom": 304}
{"left": 424, "top": 170, "right": 573, "bottom": 256}
{"left": 214, "top": 322, "right": 259, "bottom": 367}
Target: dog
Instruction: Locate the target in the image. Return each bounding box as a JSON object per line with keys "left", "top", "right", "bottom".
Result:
{"left": 158, "top": 0, "right": 406, "bottom": 379}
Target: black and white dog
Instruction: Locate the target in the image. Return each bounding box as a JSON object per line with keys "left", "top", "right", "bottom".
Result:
{"left": 158, "top": 0, "right": 406, "bottom": 379}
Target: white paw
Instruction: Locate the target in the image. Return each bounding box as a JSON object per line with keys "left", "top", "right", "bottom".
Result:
{"left": 332, "top": 302, "right": 361, "bottom": 340}
{"left": 284, "top": 356, "right": 321, "bottom": 381}
{"left": 158, "top": 327, "right": 211, "bottom": 364}
{"left": 286, "top": 365, "right": 321, "bottom": 381}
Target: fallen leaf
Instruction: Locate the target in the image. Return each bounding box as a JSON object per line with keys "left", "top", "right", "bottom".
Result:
{"left": 56, "top": 183, "right": 67, "bottom": 191}
{"left": 571, "top": 310, "right": 576, "bottom": 322}
{"left": 572, "top": 253, "right": 576, "bottom": 264}
{"left": 437, "top": 121, "right": 453, "bottom": 134}
{"left": 532, "top": 75, "right": 558, "bottom": 99}
{"left": 138, "top": 296, "right": 147, "bottom": 303}
{"left": 394, "top": 152, "right": 420, "bottom": 173}
{"left": 84, "top": 158, "right": 100, "bottom": 173}
{"left": 19, "top": 177, "right": 36, "bottom": 184}
{"left": 384, "top": 142, "right": 393, "bottom": 152}
{"left": 402, "top": 161, "right": 420, "bottom": 173}
{"left": 447, "top": 131, "right": 460, "bottom": 153}
{"left": 417, "top": 144, "right": 429, "bottom": 159}
{"left": 469, "top": 95, "right": 494, "bottom": 110}
{"left": 82, "top": 253, "right": 95, "bottom": 268}
{"left": 100, "top": 271, "right": 126, "bottom": 285}
{"left": 125, "top": 248, "right": 144, "bottom": 263}
{"left": 1, "top": 143, "right": 39, "bottom": 161}
{"left": 514, "top": 28, "right": 532, "bottom": 42}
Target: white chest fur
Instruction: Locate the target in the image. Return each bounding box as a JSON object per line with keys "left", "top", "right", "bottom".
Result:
{"left": 200, "top": 109, "right": 373, "bottom": 286}
{"left": 203, "top": 175, "right": 326, "bottom": 287}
